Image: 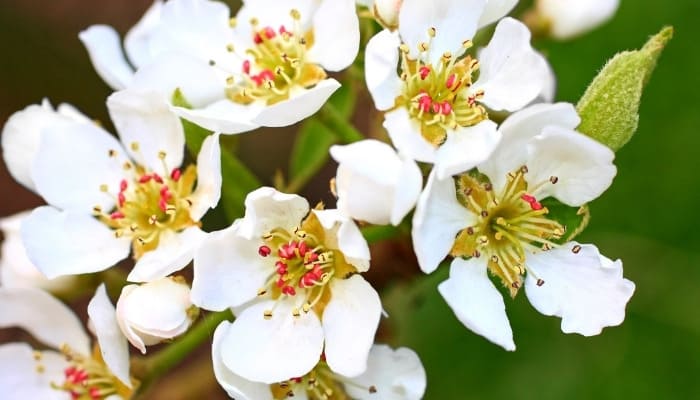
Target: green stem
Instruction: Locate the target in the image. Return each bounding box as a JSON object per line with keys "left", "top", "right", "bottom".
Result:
{"left": 318, "top": 102, "right": 365, "bottom": 143}
{"left": 132, "top": 309, "right": 233, "bottom": 398}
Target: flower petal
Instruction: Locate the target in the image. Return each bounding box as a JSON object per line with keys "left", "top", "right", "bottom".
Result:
{"left": 78, "top": 25, "right": 134, "bottom": 90}
{"left": 398, "top": 0, "right": 486, "bottom": 63}
{"left": 170, "top": 101, "right": 260, "bottom": 135}
{"left": 384, "top": 108, "right": 436, "bottom": 163}
{"left": 212, "top": 322, "right": 272, "bottom": 400}
{"left": 87, "top": 284, "right": 132, "bottom": 387}
{"left": 434, "top": 120, "right": 500, "bottom": 179}
{"left": 323, "top": 275, "right": 382, "bottom": 377}
{"left": 438, "top": 258, "right": 515, "bottom": 350}
{"left": 478, "top": 102, "right": 580, "bottom": 192}
{"left": 365, "top": 30, "right": 402, "bottom": 111}
{"left": 238, "top": 187, "right": 310, "bottom": 240}
{"left": 307, "top": 0, "right": 359, "bottom": 71}
{"left": 192, "top": 222, "right": 270, "bottom": 310}
{"left": 21, "top": 207, "right": 131, "bottom": 279}
{"left": 474, "top": 18, "right": 549, "bottom": 111}
{"left": 527, "top": 127, "right": 616, "bottom": 206}
{"left": 312, "top": 209, "right": 371, "bottom": 273}
{"left": 220, "top": 299, "right": 324, "bottom": 384}
{"left": 525, "top": 242, "right": 635, "bottom": 336}
{"left": 539, "top": 0, "right": 620, "bottom": 40}
{"left": 0, "top": 343, "right": 69, "bottom": 399}
{"left": 412, "top": 171, "right": 474, "bottom": 274}
{"left": 478, "top": 0, "right": 518, "bottom": 28}
{"left": 252, "top": 79, "right": 341, "bottom": 127}
{"left": 128, "top": 227, "right": 207, "bottom": 282}
{"left": 189, "top": 133, "right": 222, "bottom": 221}
{"left": 345, "top": 344, "right": 426, "bottom": 400}
{"left": 124, "top": 0, "right": 164, "bottom": 68}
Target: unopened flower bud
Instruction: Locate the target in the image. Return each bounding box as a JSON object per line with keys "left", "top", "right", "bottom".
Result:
{"left": 372, "top": 0, "right": 403, "bottom": 30}
{"left": 537, "top": 0, "right": 619, "bottom": 40}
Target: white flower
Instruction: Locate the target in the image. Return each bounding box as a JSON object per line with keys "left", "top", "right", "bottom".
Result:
{"left": 330, "top": 139, "right": 422, "bottom": 226}
{"left": 2, "top": 92, "right": 222, "bottom": 282}
{"left": 80, "top": 0, "right": 360, "bottom": 133}
{"left": 0, "top": 211, "right": 76, "bottom": 292}
{"left": 116, "top": 276, "right": 195, "bottom": 354}
{"left": 365, "top": 0, "right": 549, "bottom": 178}
{"left": 192, "top": 187, "right": 382, "bottom": 383}
{"left": 212, "top": 323, "right": 427, "bottom": 400}
{"left": 537, "top": 0, "right": 620, "bottom": 40}
{"left": 412, "top": 103, "right": 635, "bottom": 350}
{"left": 0, "top": 285, "right": 132, "bottom": 399}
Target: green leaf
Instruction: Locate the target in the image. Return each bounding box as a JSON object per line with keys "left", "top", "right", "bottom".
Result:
{"left": 173, "top": 89, "right": 261, "bottom": 221}
{"left": 576, "top": 27, "right": 673, "bottom": 151}
{"left": 540, "top": 198, "right": 590, "bottom": 243}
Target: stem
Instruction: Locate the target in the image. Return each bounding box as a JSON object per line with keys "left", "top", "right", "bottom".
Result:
{"left": 132, "top": 309, "right": 233, "bottom": 398}
{"left": 317, "top": 102, "right": 365, "bottom": 143}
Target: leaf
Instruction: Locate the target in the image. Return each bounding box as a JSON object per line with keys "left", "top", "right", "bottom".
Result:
{"left": 540, "top": 197, "right": 590, "bottom": 243}
{"left": 576, "top": 27, "right": 673, "bottom": 151}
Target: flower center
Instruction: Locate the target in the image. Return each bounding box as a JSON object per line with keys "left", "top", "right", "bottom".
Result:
{"left": 450, "top": 168, "right": 565, "bottom": 295}
{"left": 93, "top": 144, "right": 198, "bottom": 259}
{"left": 396, "top": 28, "right": 488, "bottom": 146}
{"left": 225, "top": 10, "right": 327, "bottom": 106}
{"left": 256, "top": 212, "right": 357, "bottom": 318}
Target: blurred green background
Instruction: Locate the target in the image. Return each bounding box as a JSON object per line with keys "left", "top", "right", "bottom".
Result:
{"left": 0, "top": 0, "right": 698, "bottom": 399}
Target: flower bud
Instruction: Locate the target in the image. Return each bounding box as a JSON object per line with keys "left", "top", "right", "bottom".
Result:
{"left": 537, "top": 0, "right": 619, "bottom": 40}
{"left": 116, "top": 277, "right": 196, "bottom": 353}
{"left": 373, "top": 0, "right": 403, "bottom": 30}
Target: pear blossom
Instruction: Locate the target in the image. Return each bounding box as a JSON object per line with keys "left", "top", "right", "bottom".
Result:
{"left": 0, "top": 285, "right": 132, "bottom": 399}
{"left": 0, "top": 211, "right": 76, "bottom": 292}
{"left": 412, "top": 103, "right": 635, "bottom": 350}
{"left": 116, "top": 276, "right": 196, "bottom": 354}
{"left": 366, "top": 0, "right": 549, "bottom": 178}
{"left": 536, "top": 0, "right": 620, "bottom": 40}
{"left": 192, "top": 187, "right": 382, "bottom": 383}
{"left": 80, "top": 0, "right": 360, "bottom": 133}
{"left": 212, "top": 321, "right": 427, "bottom": 400}
{"left": 330, "top": 139, "right": 422, "bottom": 226}
{"left": 2, "top": 92, "right": 222, "bottom": 282}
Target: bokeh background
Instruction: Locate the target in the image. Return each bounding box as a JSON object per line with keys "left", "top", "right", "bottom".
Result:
{"left": 0, "top": 0, "right": 698, "bottom": 399}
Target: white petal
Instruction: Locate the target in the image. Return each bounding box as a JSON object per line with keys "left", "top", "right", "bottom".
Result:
{"left": 345, "top": 344, "right": 426, "bottom": 400}
{"left": 238, "top": 187, "right": 310, "bottom": 240}
{"left": 31, "top": 121, "right": 128, "bottom": 213}
{"left": 539, "top": 0, "right": 619, "bottom": 40}
{"left": 398, "top": 0, "right": 486, "bottom": 63}
{"left": 313, "top": 209, "right": 371, "bottom": 273}
{"left": 21, "top": 207, "right": 131, "bottom": 279}
{"left": 189, "top": 133, "right": 222, "bottom": 221}
{"left": 438, "top": 258, "right": 515, "bottom": 350}
{"left": 478, "top": 0, "right": 518, "bottom": 28}
{"left": 434, "top": 120, "right": 500, "bottom": 179}
{"left": 474, "top": 18, "right": 549, "bottom": 112}
{"left": 128, "top": 227, "right": 207, "bottom": 282}
{"left": 171, "top": 101, "right": 259, "bottom": 135}
{"left": 192, "top": 223, "right": 270, "bottom": 310}
{"left": 391, "top": 155, "right": 424, "bottom": 226}
{"left": 0, "top": 343, "right": 69, "bottom": 400}
{"left": 212, "top": 322, "right": 272, "bottom": 400}
{"left": 307, "top": 0, "right": 359, "bottom": 71}
{"left": 384, "top": 108, "right": 436, "bottom": 163}
{"left": 365, "top": 30, "right": 402, "bottom": 111}
{"left": 78, "top": 25, "right": 134, "bottom": 90}
{"left": 0, "top": 287, "right": 90, "bottom": 354}
{"left": 525, "top": 242, "right": 635, "bottom": 336}
{"left": 535, "top": 57, "right": 557, "bottom": 103}
{"left": 87, "top": 284, "right": 132, "bottom": 387}
{"left": 412, "top": 171, "right": 473, "bottom": 274}
{"left": 478, "top": 102, "right": 580, "bottom": 193}
{"left": 527, "top": 127, "right": 616, "bottom": 206}
{"left": 1, "top": 101, "right": 78, "bottom": 192}
{"left": 220, "top": 299, "right": 324, "bottom": 384}
{"left": 234, "top": 0, "right": 318, "bottom": 39}
{"left": 124, "top": 0, "right": 164, "bottom": 68}
{"left": 323, "top": 276, "right": 382, "bottom": 377}
{"left": 252, "top": 79, "right": 341, "bottom": 127}
{"left": 107, "top": 89, "right": 185, "bottom": 172}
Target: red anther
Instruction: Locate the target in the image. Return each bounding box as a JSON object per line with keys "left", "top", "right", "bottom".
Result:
{"left": 251, "top": 74, "right": 264, "bottom": 86}
{"left": 242, "top": 60, "right": 251, "bottom": 75}
{"left": 275, "top": 261, "right": 288, "bottom": 275}
{"left": 446, "top": 74, "right": 456, "bottom": 88}
{"left": 64, "top": 366, "right": 77, "bottom": 378}
{"left": 432, "top": 102, "right": 441, "bottom": 113}
{"left": 110, "top": 211, "right": 125, "bottom": 220}
{"left": 160, "top": 186, "right": 172, "bottom": 201}
{"left": 418, "top": 94, "right": 432, "bottom": 113}
{"left": 441, "top": 102, "right": 453, "bottom": 115}
{"left": 419, "top": 66, "right": 431, "bottom": 80}
{"left": 277, "top": 277, "right": 286, "bottom": 288}
{"left": 69, "top": 369, "right": 88, "bottom": 384}
{"left": 282, "top": 285, "right": 296, "bottom": 296}
{"left": 259, "top": 69, "right": 275, "bottom": 81}
{"left": 258, "top": 245, "right": 272, "bottom": 257}
{"left": 320, "top": 352, "right": 326, "bottom": 361}
{"left": 278, "top": 244, "right": 294, "bottom": 259}
{"left": 530, "top": 201, "right": 543, "bottom": 211}
{"left": 306, "top": 252, "right": 318, "bottom": 263}
{"left": 311, "top": 264, "right": 323, "bottom": 277}
{"left": 89, "top": 387, "right": 101, "bottom": 400}
{"left": 253, "top": 33, "right": 263, "bottom": 44}
{"left": 71, "top": 391, "right": 80, "bottom": 400}
{"left": 279, "top": 25, "right": 288, "bottom": 35}
{"left": 520, "top": 194, "right": 536, "bottom": 204}
{"left": 170, "top": 168, "right": 182, "bottom": 181}
{"left": 120, "top": 179, "right": 128, "bottom": 192}
{"left": 298, "top": 241, "right": 308, "bottom": 256}
{"left": 263, "top": 26, "right": 276, "bottom": 39}
{"left": 292, "top": 377, "right": 303, "bottom": 383}
{"left": 118, "top": 192, "right": 126, "bottom": 207}
{"left": 152, "top": 174, "right": 164, "bottom": 184}
{"left": 139, "top": 174, "right": 152, "bottom": 184}
{"left": 300, "top": 274, "right": 315, "bottom": 288}
{"left": 159, "top": 198, "right": 168, "bottom": 212}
